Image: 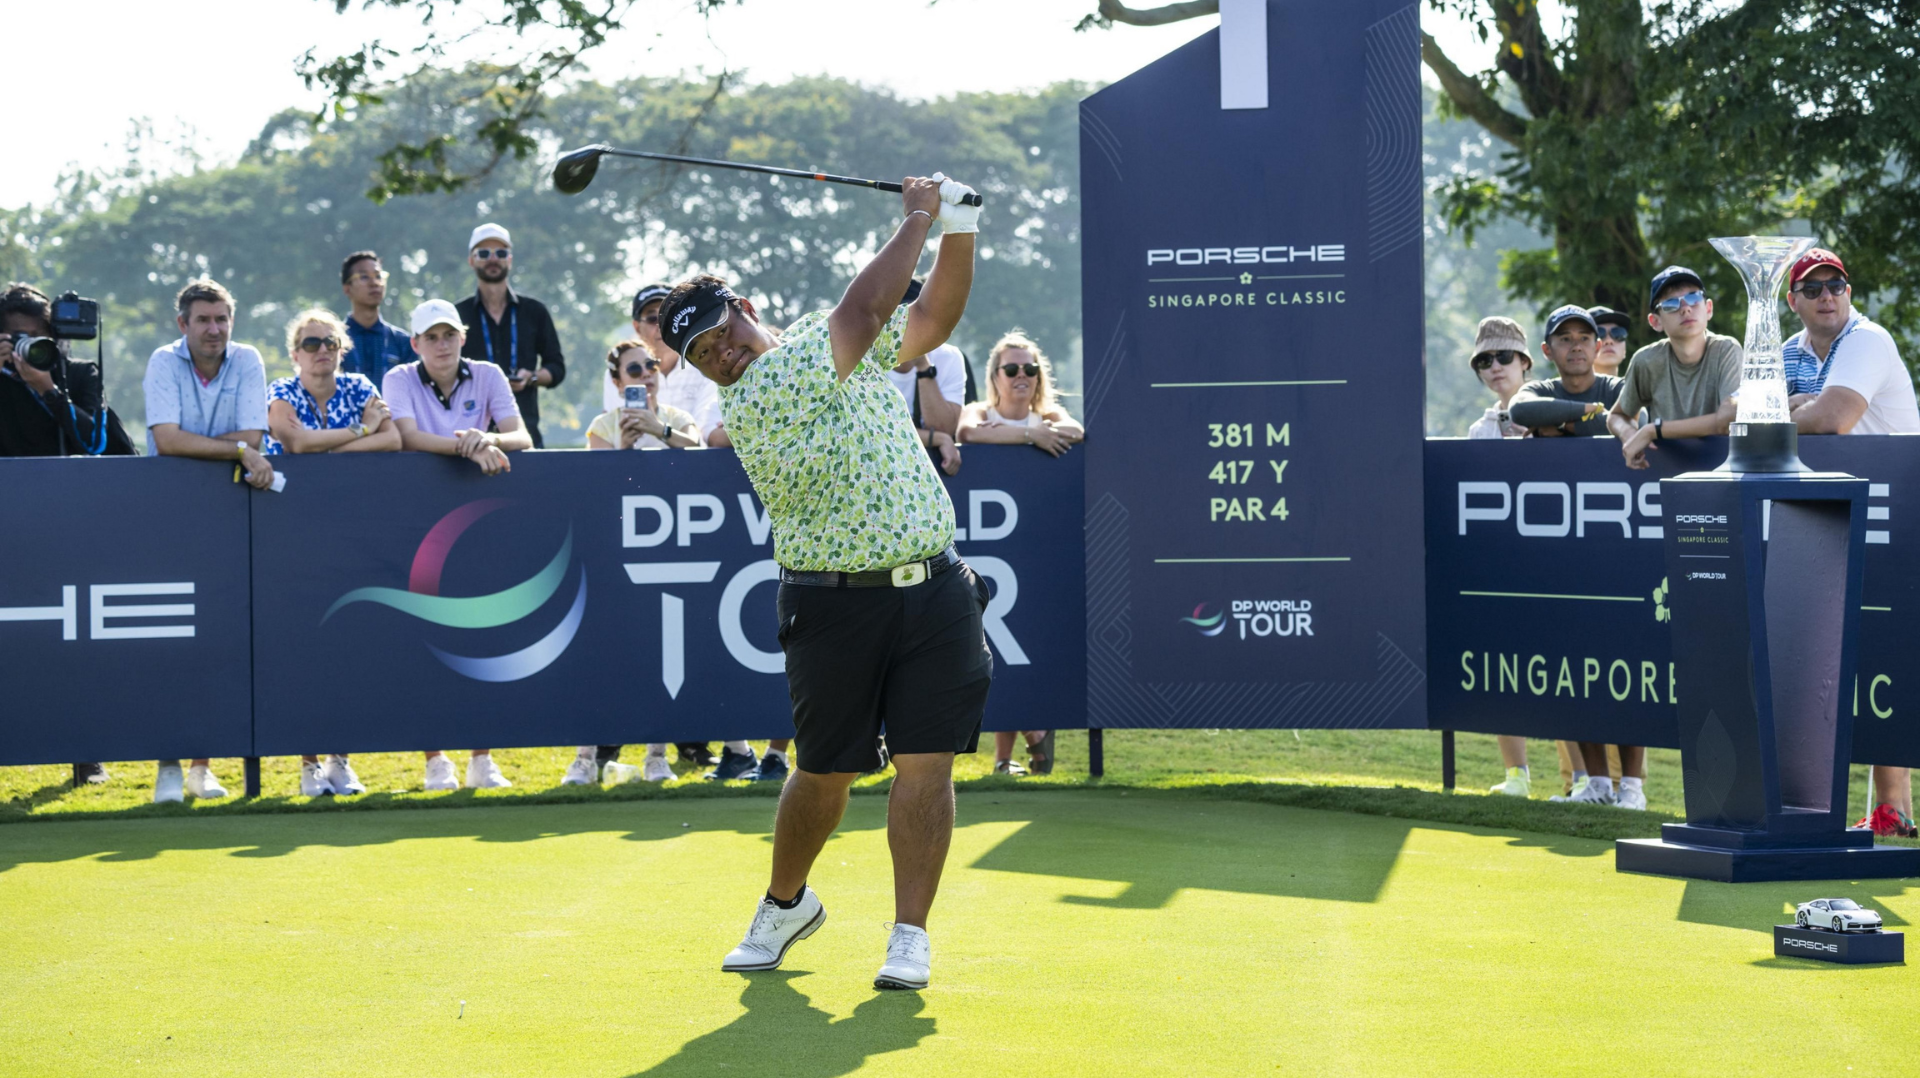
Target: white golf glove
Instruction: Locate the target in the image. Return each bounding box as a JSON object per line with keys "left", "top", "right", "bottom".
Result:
{"left": 929, "top": 171, "right": 980, "bottom": 235}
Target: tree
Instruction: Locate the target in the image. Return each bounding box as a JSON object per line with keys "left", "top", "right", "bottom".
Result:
{"left": 9, "top": 72, "right": 1084, "bottom": 443}
{"left": 1083, "top": 0, "right": 1920, "bottom": 363}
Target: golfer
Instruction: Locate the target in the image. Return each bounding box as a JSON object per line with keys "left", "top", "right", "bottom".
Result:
{"left": 659, "top": 173, "right": 986, "bottom": 991}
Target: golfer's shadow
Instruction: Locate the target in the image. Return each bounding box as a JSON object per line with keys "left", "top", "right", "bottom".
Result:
{"left": 626, "top": 971, "right": 934, "bottom": 1078}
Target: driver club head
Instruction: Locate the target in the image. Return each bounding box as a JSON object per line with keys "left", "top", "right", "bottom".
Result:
{"left": 552, "top": 145, "right": 610, "bottom": 195}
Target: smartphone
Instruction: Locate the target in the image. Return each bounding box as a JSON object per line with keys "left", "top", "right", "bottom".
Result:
{"left": 623, "top": 384, "right": 648, "bottom": 411}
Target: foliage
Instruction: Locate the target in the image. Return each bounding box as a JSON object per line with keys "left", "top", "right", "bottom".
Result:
{"left": 4, "top": 71, "right": 1084, "bottom": 444}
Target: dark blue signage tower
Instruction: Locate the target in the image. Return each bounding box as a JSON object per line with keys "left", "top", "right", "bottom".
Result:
{"left": 1617, "top": 446, "right": 1920, "bottom": 881}
{"left": 1079, "top": 0, "right": 1428, "bottom": 730}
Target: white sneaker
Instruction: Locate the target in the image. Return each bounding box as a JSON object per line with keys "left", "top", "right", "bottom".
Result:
{"left": 562, "top": 756, "right": 598, "bottom": 786}
{"left": 721, "top": 886, "right": 826, "bottom": 971}
{"left": 1616, "top": 783, "right": 1648, "bottom": 811}
{"left": 322, "top": 756, "right": 365, "bottom": 795}
{"left": 875, "top": 923, "right": 932, "bottom": 991}
{"left": 601, "top": 761, "right": 641, "bottom": 785}
{"left": 643, "top": 755, "right": 675, "bottom": 782}
{"left": 423, "top": 755, "right": 458, "bottom": 791}
{"left": 300, "top": 761, "right": 336, "bottom": 797}
{"left": 1549, "top": 777, "right": 1589, "bottom": 803}
{"left": 185, "top": 764, "right": 229, "bottom": 799}
{"left": 466, "top": 755, "right": 512, "bottom": 789}
{"left": 1553, "top": 778, "right": 1616, "bottom": 805}
{"left": 1489, "top": 768, "right": 1531, "bottom": 798}
{"left": 154, "top": 763, "right": 185, "bottom": 804}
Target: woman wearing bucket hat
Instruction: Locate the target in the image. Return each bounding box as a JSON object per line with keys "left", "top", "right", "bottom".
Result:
{"left": 1465, "top": 317, "right": 1532, "bottom": 440}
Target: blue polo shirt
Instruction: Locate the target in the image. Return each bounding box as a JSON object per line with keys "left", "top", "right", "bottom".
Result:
{"left": 341, "top": 313, "right": 416, "bottom": 388}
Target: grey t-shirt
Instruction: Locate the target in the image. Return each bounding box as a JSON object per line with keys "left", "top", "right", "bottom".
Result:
{"left": 1617, "top": 333, "right": 1742, "bottom": 422}
{"left": 1509, "top": 374, "right": 1623, "bottom": 436}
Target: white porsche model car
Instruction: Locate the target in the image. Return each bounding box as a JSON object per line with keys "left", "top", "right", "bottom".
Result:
{"left": 1796, "top": 898, "right": 1883, "bottom": 933}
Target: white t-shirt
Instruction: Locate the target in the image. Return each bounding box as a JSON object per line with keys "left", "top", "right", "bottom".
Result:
{"left": 601, "top": 356, "right": 723, "bottom": 437}
{"left": 1818, "top": 317, "right": 1920, "bottom": 435}
{"left": 884, "top": 342, "right": 966, "bottom": 422}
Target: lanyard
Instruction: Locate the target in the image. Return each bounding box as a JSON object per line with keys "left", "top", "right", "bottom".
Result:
{"left": 481, "top": 301, "right": 517, "bottom": 376}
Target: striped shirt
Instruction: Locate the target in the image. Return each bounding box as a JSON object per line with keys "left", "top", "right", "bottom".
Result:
{"left": 1782, "top": 314, "right": 1865, "bottom": 396}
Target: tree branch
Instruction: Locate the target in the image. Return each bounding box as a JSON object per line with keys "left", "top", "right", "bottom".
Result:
{"left": 1078, "top": 0, "right": 1217, "bottom": 31}
{"left": 1421, "top": 31, "right": 1529, "bottom": 145}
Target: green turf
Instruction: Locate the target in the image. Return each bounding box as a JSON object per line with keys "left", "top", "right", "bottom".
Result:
{"left": 0, "top": 789, "right": 1914, "bottom": 1077}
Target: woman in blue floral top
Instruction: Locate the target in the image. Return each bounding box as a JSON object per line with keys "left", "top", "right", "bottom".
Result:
{"left": 263, "top": 309, "right": 401, "bottom": 456}
{"left": 266, "top": 309, "right": 400, "bottom": 798}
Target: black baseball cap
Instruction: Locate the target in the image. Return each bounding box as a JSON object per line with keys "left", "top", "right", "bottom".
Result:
{"left": 630, "top": 282, "right": 670, "bottom": 320}
{"left": 1543, "top": 304, "right": 1598, "bottom": 338}
{"left": 1588, "top": 305, "right": 1631, "bottom": 329}
{"left": 660, "top": 280, "right": 739, "bottom": 359}
{"left": 1647, "top": 266, "right": 1704, "bottom": 309}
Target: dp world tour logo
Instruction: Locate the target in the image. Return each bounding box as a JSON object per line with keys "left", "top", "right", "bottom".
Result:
{"left": 1180, "top": 603, "right": 1226, "bottom": 637}
{"left": 323, "top": 499, "right": 587, "bottom": 682}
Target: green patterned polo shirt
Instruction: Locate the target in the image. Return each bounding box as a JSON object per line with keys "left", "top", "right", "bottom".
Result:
{"left": 718, "top": 306, "right": 956, "bottom": 572}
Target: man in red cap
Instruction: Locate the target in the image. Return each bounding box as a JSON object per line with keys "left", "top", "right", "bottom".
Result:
{"left": 1781, "top": 246, "right": 1918, "bottom": 837}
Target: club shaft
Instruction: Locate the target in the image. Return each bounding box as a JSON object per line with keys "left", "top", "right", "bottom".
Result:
{"left": 597, "top": 147, "right": 983, "bottom": 206}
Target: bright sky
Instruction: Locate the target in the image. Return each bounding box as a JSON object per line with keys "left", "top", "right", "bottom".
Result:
{"left": 5, "top": 0, "right": 1499, "bottom": 211}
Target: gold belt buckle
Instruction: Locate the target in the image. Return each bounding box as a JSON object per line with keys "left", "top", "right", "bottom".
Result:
{"left": 890, "top": 561, "right": 928, "bottom": 588}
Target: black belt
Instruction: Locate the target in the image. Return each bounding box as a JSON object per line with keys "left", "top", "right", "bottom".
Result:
{"left": 780, "top": 546, "right": 959, "bottom": 588}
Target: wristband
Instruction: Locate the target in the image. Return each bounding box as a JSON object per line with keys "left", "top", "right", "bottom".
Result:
{"left": 905, "top": 209, "right": 933, "bottom": 225}
{"left": 1654, "top": 419, "right": 1664, "bottom": 441}
{"left": 235, "top": 441, "right": 249, "bottom": 461}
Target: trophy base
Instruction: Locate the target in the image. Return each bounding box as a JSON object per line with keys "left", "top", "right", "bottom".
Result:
{"left": 1616, "top": 837, "right": 1920, "bottom": 883}
{"left": 1717, "top": 421, "right": 1808, "bottom": 474}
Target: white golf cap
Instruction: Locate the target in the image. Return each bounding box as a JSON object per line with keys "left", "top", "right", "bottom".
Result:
{"left": 410, "top": 298, "right": 467, "bottom": 336}
{"left": 468, "top": 223, "right": 512, "bottom": 251}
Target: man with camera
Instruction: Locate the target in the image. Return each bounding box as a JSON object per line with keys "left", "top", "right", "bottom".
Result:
{"left": 2, "top": 283, "right": 121, "bottom": 787}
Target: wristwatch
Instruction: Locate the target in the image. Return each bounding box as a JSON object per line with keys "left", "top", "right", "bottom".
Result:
{"left": 353, "top": 423, "right": 369, "bottom": 438}
{"left": 1653, "top": 419, "right": 1664, "bottom": 441}
{"left": 916, "top": 366, "right": 938, "bottom": 380}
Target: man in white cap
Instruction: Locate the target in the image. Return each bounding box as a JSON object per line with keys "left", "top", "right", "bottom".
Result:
{"left": 382, "top": 298, "right": 533, "bottom": 791}
{"left": 455, "top": 223, "right": 566, "bottom": 447}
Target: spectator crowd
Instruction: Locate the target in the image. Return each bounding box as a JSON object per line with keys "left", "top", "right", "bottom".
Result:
{"left": 0, "top": 220, "right": 1079, "bottom": 802}
{"left": 1465, "top": 250, "right": 1918, "bottom": 836}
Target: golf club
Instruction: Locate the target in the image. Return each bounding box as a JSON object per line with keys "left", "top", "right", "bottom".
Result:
{"left": 551, "top": 144, "right": 984, "bottom": 205}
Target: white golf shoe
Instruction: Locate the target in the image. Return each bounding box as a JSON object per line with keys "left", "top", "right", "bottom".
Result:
{"left": 1551, "top": 777, "right": 1616, "bottom": 805}
{"left": 422, "top": 755, "right": 458, "bottom": 791}
{"left": 562, "top": 756, "right": 598, "bottom": 786}
{"left": 300, "top": 761, "right": 336, "bottom": 797}
{"left": 322, "top": 756, "right": 365, "bottom": 795}
{"left": 643, "top": 755, "right": 675, "bottom": 782}
{"left": 185, "top": 764, "right": 229, "bottom": 799}
{"left": 153, "top": 763, "right": 185, "bottom": 804}
{"left": 875, "top": 923, "right": 931, "bottom": 991}
{"left": 1615, "top": 782, "right": 1648, "bottom": 811}
{"left": 466, "top": 755, "right": 512, "bottom": 789}
{"left": 721, "top": 886, "right": 826, "bottom": 972}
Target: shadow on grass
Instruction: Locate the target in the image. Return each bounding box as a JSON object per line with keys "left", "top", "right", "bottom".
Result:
{"left": 626, "top": 972, "right": 933, "bottom": 1077}
{"left": 1674, "top": 879, "right": 1913, "bottom": 933}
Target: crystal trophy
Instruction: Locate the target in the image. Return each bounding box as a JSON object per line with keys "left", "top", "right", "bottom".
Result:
{"left": 1709, "top": 235, "right": 1816, "bottom": 472}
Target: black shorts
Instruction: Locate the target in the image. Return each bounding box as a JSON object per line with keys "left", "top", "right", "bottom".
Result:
{"left": 776, "top": 561, "right": 994, "bottom": 774}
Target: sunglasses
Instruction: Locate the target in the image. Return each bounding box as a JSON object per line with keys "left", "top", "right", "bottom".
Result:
{"left": 1598, "top": 326, "right": 1630, "bottom": 342}
{"left": 638, "top": 314, "right": 661, "bottom": 326}
{"left": 472, "top": 248, "right": 511, "bottom": 260}
{"left": 297, "top": 336, "right": 342, "bottom": 353}
{"left": 623, "top": 359, "right": 661, "bottom": 377}
{"left": 1794, "top": 278, "right": 1850, "bottom": 299}
{"left": 1653, "top": 290, "right": 1707, "bottom": 314}
{"left": 348, "top": 270, "right": 389, "bottom": 285}
{"left": 999, "top": 362, "right": 1041, "bottom": 378}
{"left": 1470, "top": 350, "right": 1525, "bottom": 371}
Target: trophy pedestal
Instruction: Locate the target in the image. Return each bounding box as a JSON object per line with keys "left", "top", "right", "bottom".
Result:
{"left": 1619, "top": 824, "right": 1920, "bottom": 882}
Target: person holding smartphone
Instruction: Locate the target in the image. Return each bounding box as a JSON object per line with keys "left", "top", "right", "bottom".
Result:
{"left": 585, "top": 341, "right": 701, "bottom": 449}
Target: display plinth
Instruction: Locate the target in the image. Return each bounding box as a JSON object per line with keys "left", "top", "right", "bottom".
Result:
{"left": 1772, "top": 924, "right": 1905, "bottom": 964}
{"left": 1616, "top": 470, "right": 1920, "bottom": 882}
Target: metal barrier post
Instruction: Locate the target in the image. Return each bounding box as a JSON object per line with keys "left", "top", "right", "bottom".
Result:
{"left": 1441, "top": 730, "right": 1455, "bottom": 792}
{"left": 244, "top": 756, "right": 261, "bottom": 798}
{"left": 1088, "top": 728, "right": 1104, "bottom": 778}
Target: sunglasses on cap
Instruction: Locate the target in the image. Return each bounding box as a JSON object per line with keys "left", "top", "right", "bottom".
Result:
{"left": 297, "top": 336, "right": 342, "bottom": 353}
{"left": 1653, "top": 290, "right": 1706, "bottom": 314}
{"left": 1794, "top": 278, "right": 1850, "bottom": 299}
{"left": 1470, "top": 350, "right": 1525, "bottom": 371}
{"left": 623, "top": 358, "right": 661, "bottom": 378}
{"left": 999, "top": 362, "right": 1041, "bottom": 378}
{"left": 472, "top": 247, "right": 511, "bottom": 260}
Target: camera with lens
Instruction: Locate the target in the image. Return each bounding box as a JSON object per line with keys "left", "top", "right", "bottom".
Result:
{"left": 9, "top": 291, "right": 98, "bottom": 372}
